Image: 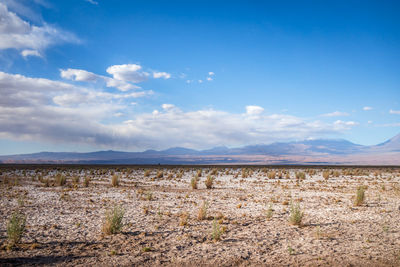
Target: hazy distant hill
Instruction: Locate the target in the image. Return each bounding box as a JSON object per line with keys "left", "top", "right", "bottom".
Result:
{"left": 0, "top": 133, "right": 399, "bottom": 165}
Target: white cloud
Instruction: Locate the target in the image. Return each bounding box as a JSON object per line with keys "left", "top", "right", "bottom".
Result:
{"left": 0, "top": 71, "right": 359, "bottom": 150}
{"left": 246, "top": 105, "right": 264, "bottom": 115}
{"left": 60, "top": 68, "right": 139, "bottom": 91}
{"left": 153, "top": 72, "right": 171, "bottom": 79}
{"left": 334, "top": 120, "right": 359, "bottom": 129}
{"left": 363, "top": 106, "right": 373, "bottom": 111}
{"left": 60, "top": 68, "right": 101, "bottom": 82}
{"left": 85, "top": 0, "right": 98, "bottom": 5}
{"left": 389, "top": 109, "right": 400, "bottom": 115}
{"left": 368, "top": 120, "right": 373, "bottom": 124}
{"left": 106, "top": 64, "right": 149, "bottom": 83}
{"left": 162, "top": 104, "right": 175, "bottom": 111}
{"left": 61, "top": 65, "right": 170, "bottom": 91}
{"left": 321, "top": 111, "right": 349, "bottom": 117}
{"left": 208, "top": 72, "right": 215, "bottom": 76}
{"left": 198, "top": 79, "right": 203, "bottom": 83}
{"left": 206, "top": 77, "right": 213, "bottom": 81}
{"left": 0, "top": 3, "right": 78, "bottom": 56}
{"left": 21, "top": 49, "right": 41, "bottom": 58}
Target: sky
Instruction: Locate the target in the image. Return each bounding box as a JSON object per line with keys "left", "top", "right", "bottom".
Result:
{"left": 0, "top": 0, "right": 399, "bottom": 155}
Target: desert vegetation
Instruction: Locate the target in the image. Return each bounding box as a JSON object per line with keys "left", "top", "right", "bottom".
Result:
{"left": 0, "top": 165, "right": 399, "bottom": 266}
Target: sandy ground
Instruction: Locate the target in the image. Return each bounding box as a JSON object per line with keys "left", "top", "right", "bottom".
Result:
{"left": 0, "top": 166, "right": 400, "bottom": 266}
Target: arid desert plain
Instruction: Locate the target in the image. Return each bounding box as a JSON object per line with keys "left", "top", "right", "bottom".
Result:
{"left": 1, "top": 165, "right": 400, "bottom": 266}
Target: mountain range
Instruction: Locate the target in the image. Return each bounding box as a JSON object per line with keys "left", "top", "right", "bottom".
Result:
{"left": 1, "top": 133, "right": 399, "bottom": 165}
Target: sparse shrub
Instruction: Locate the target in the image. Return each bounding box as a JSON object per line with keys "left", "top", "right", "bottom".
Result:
{"left": 191, "top": 176, "right": 198, "bottom": 189}
{"left": 210, "top": 168, "right": 218, "bottom": 175}
{"left": 322, "top": 171, "right": 330, "bottom": 180}
{"left": 156, "top": 171, "right": 164, "bottom": 178}
{"left": 43, "top": 178, "right": 50, "bottom": 187}
{"left": 197, "top": 169, "right": 202, "bottom": 177}
{"left": 268, "top": 171, "right": 276, "bottom": 179}
{"left": 179, "top": 212, "right": 189, "bottom": 226}
{"left": 17, "top": 197, "right": 24, "bottom": 207}
{"left": 205, "top": 175, "right": 214, "bottom": 189}
{"left": 7, "top": 211, "right": 26, "bottom": 247}
{"left": 142, "top": 247, "right": 152, "bottom": 252}
{"left": 355, "top": 186, "right": 365, "bottom": 206}
{"left": 295, "top": 172, "right": 306, "bottom": 180}
{"left": 55, "top": 173, "right": 67, "bottom": 186}
{"left": 111, "top": 174, "right": 119, "bottom": 187}
{"left": 289, "top": 202, "right": 304, "bottom": 226}
{"left": 144, "top": 170, "right": 151, "bottom": 177}
{"left": 212, "top": 218, "right": 222, "bottom": 241}
{"left": 83, "top": 176, "right": 90, "bottom": 187}
{"left": 198, "top": 201, "right": 208, "bottom": 220}
{"left": 102, "top": 205, "right": 124, "bottom": 235}
{"left": 72, "top": 176, "right": 80, "bottom": 185}
{"left": 266, "top": 203, "right": 273, "bottom": 220}
{"left": 145, "top": 191, "right": 153, "bottom": 201}
{"left": 176, "top": 171, "right": 183, "bottom": 178}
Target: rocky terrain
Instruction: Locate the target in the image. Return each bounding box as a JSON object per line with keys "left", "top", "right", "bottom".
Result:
{"left": 0, "top": 165, "right": 400, "bottom": 266}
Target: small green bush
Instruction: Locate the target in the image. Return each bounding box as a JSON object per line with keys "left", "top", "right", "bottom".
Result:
{"left": 355, "top": 186, "right": 365, "bottom": 206}
{"left": 7, "top": 211, "right": 26, "bottom": 247}
{"left": 289, "top": 202, "right": 304, "bottom": 226}
{"left": 102, "top": 205, "right": 125, "bottom": 235}
{"left": 212, "top": 218, "right": 222, "bottom": 241}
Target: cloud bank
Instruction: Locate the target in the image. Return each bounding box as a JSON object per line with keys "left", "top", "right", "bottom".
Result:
{"left": 0, "top": 71, "right": 358, "bottom": 150}
{"left": 61, "top": 64, "right": 170, "bottom": 91}
{"left": 0, "top": 2, "right": 79, "bottom": 57}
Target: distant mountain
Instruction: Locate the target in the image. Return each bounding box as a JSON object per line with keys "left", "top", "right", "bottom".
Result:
{"left": 0, "top": 134, "right": 399, "bottom": 165}
{"left": 223, "top": 139, "right": 364, "bottom": 155}
{"left": 372, "top": 133, "right": 400, "bottom": 152}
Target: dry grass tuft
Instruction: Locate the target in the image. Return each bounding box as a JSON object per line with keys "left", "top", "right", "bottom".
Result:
{"left": 55, "top": 173, "right": 67, "bottom": 186}
{"left": 102, "top": 205, "right": 124, "bottom": 235}
{"left": 197, "top": 201, "right": 208, "bottom": 220}
{"left": 111, "top": 175, "right": 119, "bottom": 187}
{"left": 191, "top": 176, "right": 199, "bottom": 189}
{"left": 205, "top": 175, "right": 214, "bottom": 189}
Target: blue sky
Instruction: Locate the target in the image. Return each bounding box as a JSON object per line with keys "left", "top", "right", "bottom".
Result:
{"left": 0, "top": 0, "right": 399, "bottom": 154}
